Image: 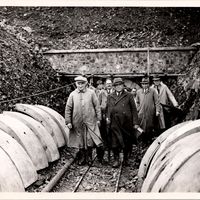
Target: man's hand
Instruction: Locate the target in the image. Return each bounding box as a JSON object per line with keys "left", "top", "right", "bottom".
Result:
{"left": 97, "top": 120, "right": 101, "bottom": 127}
{"left": 156, "top": 111, "right": 160, "bottom": 116}
{"left": 134, "top": 124, "right": 139, "bottom": 129}
{"left": 67, "top": 123, "right": 72, "bottom": 129}
{"left": 106, "top": 118, "right": 111, "bottom": 125}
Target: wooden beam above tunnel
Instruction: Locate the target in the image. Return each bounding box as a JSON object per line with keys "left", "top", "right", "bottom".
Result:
{"left": 56, "top": 72, "right": 185, "bottom": 78}
{"left": 44, "top": 46, "right": 197, "bottom": 55}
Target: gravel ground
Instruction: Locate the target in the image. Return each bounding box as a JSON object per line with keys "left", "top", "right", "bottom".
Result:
{"left": 26, "top": 144, "right": 148, "bottom": 193}
{"left": 52, "top": 145, "right": 148, "bottom": 193}
{"left": 26, "top": 146, "right": 76, "bottom": 192}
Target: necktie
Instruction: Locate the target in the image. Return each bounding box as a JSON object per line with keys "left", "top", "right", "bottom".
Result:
{"left": 156, "top": 86, "right": 160, "bottom": 94}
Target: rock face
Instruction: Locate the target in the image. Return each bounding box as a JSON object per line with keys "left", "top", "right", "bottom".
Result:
{"left": 0, "top": 7, "right": 200, "bottom": 119}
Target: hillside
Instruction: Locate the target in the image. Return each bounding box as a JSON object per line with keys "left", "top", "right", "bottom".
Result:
{"left": 0, "top": 7, "right": 200, "bottom": 117}
{"left": 1, "top": 7, "right": 200, "bottom": 49}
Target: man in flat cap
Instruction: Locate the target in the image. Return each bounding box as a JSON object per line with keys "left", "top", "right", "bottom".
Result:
{"left": 151, "top": 75, "right": 178, "bottom": 132}
{"left": 106, "top": 77, "right": 139, "bottom": 167}
{"left": 136, "top": 77, "right": 160, "bottom": 145}
{"left": 65, "top": 75, "right": 103, "bottom": 165}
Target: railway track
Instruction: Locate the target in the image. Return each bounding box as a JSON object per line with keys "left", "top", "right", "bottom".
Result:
{"left": 37, "top": 146, "right": 141, "bottom": 193}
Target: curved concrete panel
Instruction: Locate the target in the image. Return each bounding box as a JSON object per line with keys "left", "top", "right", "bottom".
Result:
{"left": 142, "top": 119, "right": 200, "bottom": 192}
{"left": 138, "top": 121, "right": 190, "bottom": 182}
{"left": 35, "top": 105, "right": 69, "bottom": 144}
{"left": 150, "top": 119, "right": 200, "bottom": 171}
{"left": 142, "top": 132, "right": 200, "bottom": 192}
{"left": 0, "top": 129, "right": 38, "bottom": 188}
{"left": 0, "top": 147, "right": 25, "bottom": 192}
{"left": 0, "top": 114, "right": 49, "bottom": 170}
{"left": 15, "top": 104, "right": 65, "bottom": 147}
{"left": 3, "top": 111, "right": 60, "bottom": 162}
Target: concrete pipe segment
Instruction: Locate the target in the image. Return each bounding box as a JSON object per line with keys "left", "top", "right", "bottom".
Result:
{"left": 139, "top": 119, "right": 200, "bottom": 192}
{"left": 0, "top": 104, "right": 68, "bottom": 192}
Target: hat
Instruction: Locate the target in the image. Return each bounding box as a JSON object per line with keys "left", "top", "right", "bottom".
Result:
{"left": 152, "top": 75, "right": 160, "bottom": 81}
{"left": 96, "top": 80, "right": 103, "bottom": 85}
{"left": 141, "top": 77, "right": 150, "bottom": 84}
{"left": 74, "top": 76, "right": 88, "bottom": 82}
{"left": 113, "top": 78, "right": 124, "bottom": 86}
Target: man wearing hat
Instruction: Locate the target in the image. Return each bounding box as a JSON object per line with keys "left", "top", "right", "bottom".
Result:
{"left": 151, "top": 75, "right": 178, "bottom": 132}
{"left": 65, "top": 75, "right": 103, "bottom": 165}
{"left": 94, "top": 79, "right": 109, "bottom": 163}
{"left": 106, "top": 77, "right": 139, "bottom": 167}
{"left": 97, "top": 78, "right": 114, "bottom": 163}
{"left": 136, "top": 77, "right": 160, "bottom": 145}
{"left": 95, "top": 80, "right": 104, "bottom": 100}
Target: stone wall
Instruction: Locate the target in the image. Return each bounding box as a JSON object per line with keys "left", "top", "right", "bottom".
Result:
{"left": 44, "top": 47, "right": 197, "bottom": 76}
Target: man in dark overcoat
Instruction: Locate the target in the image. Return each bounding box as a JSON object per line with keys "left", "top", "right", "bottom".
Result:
{"left": 106, "top": 78, "right": 139, "bottom": 168}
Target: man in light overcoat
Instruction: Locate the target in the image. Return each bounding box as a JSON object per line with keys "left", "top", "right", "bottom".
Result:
{"left": 151, "top": 75, "right": 178, "bottom": 132}
{"left": 65, "top": 75, "right": 103, "bottom": 165}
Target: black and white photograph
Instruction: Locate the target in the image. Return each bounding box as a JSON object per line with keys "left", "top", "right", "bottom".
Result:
{"left": 0, "top": 1, "right": 200, "bottom": 199}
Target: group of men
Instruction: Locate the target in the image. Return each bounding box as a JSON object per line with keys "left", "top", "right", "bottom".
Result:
{"left": 65, "top": 74, "right": 178, "bottom": 168}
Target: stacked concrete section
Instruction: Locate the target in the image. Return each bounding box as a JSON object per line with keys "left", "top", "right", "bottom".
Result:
{"left": 0, "top": 104, "right": 69, "bottom": 192}
{"left": 138, "top": 119, "right": 200, "bottom": 192}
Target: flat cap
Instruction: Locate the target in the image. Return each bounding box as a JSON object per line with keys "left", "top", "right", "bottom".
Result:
{"left": 74, "top": 75, "right": 88, "bottom": 82}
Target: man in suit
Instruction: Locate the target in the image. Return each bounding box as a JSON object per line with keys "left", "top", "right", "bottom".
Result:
{"left": 136, "top": 77, "right": 160, "bottom": 145}
{"left": 106, "top": 78, "right": 139, "bottom": 167}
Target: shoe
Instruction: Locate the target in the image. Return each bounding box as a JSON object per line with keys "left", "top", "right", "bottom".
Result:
{"left": 86, "top": 148, "right": 93, "bottom": 165}
{"left": 112, "top": 160, "right": 120, "bottom": 168}
{"left": 104, "top": 150, "right": 111, "bottom": 163}
{"left": 77, "top": 149, "right": 86, "bottom": 165}
{"left": 123, "top": 159, "right": 129, "bottom": 166}
{"left": 78, "top": 159, "right": 86, "bottom": 166}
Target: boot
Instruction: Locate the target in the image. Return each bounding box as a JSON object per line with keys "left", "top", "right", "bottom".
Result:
{"left": 78, "top": 149, "right": 86, "bottom": 165}
{"left": 112, "top": 148, "right": 120, "bottom": 168}
{"left": 104, "top": 150, "right": 111, "bottom": 163}
{"left": 86, "top": 147, "right": 93, "bottom": 165}
{"left": 96, "top": 146, "right": 104, "bottom": 164}
{"left": 122, "top": 147, "right": 129, "bottom": 166}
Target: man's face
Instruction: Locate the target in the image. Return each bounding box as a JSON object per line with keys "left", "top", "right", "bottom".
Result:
{"left": 75, "top": 81, "right": 87, "bottom": 91}
{"left": 106, "top": 83, "right": 112, "bottom": 90}
{"left": 97, "top": 83, "right": 103, "bottom": 90}
{"left": 131, "top": 89, "right": 136, "bottom": 96}
{"left": 142, "top": 83, "right": 149, "bottom": 89}
{"left": 115, "top": 83, "right": 124, "bottom": 92}
{"left": 153, "top": 80, "right": 160, "bottom": 86}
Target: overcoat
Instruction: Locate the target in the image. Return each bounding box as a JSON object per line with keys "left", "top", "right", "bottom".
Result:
{"left": 151, "top": 82, "right": 178, "bottom": 129}
{"left": 136, "top": 87, "right": 160, "bottom": 134}
{"left": 107, "top": 90, "right": 139, "bottom": 148}
{"left": 65, "top": 88, "right": 102, "bottom": 149}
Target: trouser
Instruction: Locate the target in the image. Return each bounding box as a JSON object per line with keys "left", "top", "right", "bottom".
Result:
{"left": 96, "top": 145, "right": 104, "bottom": 163}
{"left": 113, "top": 148, "right": 120, "bottom": 161}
